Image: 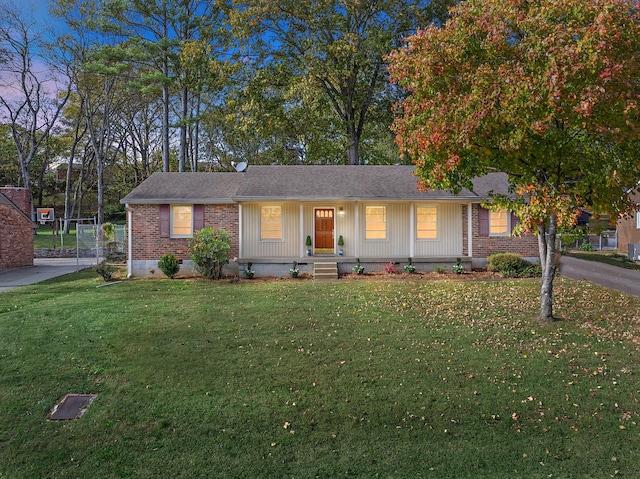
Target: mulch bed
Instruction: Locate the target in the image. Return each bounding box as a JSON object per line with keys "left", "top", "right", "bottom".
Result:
{"left": 107, "top": 265, "right": 508, "bottom": 283}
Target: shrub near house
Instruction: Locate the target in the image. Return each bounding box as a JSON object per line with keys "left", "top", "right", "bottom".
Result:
{"left": 487, "top": 253, "right": 542, "bottom": 278}
{"left": 188, "top": 227, "right": 231, "bottom": 280}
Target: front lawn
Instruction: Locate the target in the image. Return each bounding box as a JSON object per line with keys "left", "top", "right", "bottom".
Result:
{"left": 1, "top": 273, "right": 640, "bottom": 478}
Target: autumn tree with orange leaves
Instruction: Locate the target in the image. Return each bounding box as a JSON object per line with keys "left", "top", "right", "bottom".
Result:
{"left": 388, "top": 0, "right": 640, "bottom": 322}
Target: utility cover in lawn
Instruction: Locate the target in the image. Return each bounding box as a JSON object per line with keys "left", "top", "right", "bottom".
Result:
{"left": 49, "top": 394, "right": 97, "bottom": 421}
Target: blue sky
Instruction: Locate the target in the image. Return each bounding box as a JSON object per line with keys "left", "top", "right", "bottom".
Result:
{"left": 0, "top": 1, "right": 69, "bottom": 102}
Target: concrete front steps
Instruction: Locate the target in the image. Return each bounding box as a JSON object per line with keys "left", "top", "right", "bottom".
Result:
{"left": 314, "top": 261, "right": 338, "bottom": 281}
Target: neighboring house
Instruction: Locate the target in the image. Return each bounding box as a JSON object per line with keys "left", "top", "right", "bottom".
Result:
{"left": 120, "top": 165, "right": 539, "bottom": 277}
{"left": 618, "top": 192, "right": 640, "bottom": 259}
{"left": 0, "top": 187, "right": 35, "bottom": 269}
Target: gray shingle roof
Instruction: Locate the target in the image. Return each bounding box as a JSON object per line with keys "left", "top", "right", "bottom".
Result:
{"left": 120, "top": 172, "right": 244, "bottom": 204}
{"left": 120, "top": 166, "right": 510, "bottom": 204}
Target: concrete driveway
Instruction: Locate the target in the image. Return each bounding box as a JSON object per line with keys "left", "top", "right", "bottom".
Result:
{"left": 559, "top": 255, "right": 640, "bottom": 298}
{"left": 0, "top": 258, "right": 97, "bottom": 293}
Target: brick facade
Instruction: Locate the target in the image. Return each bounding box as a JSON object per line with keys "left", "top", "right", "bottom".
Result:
{"left": 128, "top": 203, "right": 240, "bottom": 263}
{"left": 469, "top": 203, "right": 539, "bottom": 263}
{"left": 0, "top": 187, "right": 34, "bottom": 269}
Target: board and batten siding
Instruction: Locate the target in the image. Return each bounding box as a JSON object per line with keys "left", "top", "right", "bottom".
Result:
{"left": 240, "top": 201, "right": 464, "bottom": 259}
{"left": 357, "top": 202, "right": 463, "bottom": 258}
{"left": 413, "top": 202, "right": 463, "bottom": 257}
{"left": 241, "top": 202, "right": 301, "bottom": 257}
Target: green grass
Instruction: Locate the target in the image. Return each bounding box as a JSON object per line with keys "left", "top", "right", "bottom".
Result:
{"left": 2, "top": 273, "right": 640, "bottom": 478}
{"left": 566, "top": 250, "right": 640, "bottom": 271}
{"left": 34, "top": 226, "right": 77, "bottom": 250}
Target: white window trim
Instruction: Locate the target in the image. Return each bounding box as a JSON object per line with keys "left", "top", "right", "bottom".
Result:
{"left": 489, "top": 209, "right": 510, "bottom": 237}
{"left": 260, "top": 205, "right": 284, "bottom": 242}
{"left": 170, "top": 204, "right": 193, "bottom": 238}
{"left": 416, "top": 205, "right": 438, "bottom": 241}
{"left": 365, "top": 205, "right": 387, "bottom": 241}
{"left": 636, "top": 210, "right": 640, "bottom": 229}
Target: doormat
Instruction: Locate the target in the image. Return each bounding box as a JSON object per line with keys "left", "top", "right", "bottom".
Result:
{"left": 49, "top": 394, "right": 97, "bottom": 421}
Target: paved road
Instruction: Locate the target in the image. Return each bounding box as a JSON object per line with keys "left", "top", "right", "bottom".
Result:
{"left": 559, "top": 255, "right": 640, "bottom": 298}
{"left": 0, "top": 258, "right": 97, "bottom": 293}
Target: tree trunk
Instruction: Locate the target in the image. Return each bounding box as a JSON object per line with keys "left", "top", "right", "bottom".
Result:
{"left": 347, "top": 122, "right": 360, "bottom": 165}
{"left": 179, "top": 83, "right": 188, "bottom": 172}
{"left": 64, "top": 119, "right": 85, "bottom": 234}
{"left": 191, "top": 95, "right": 201, "bottom": 173}
{"left": 538, "top": 213, "right": 558, "bottom": 322}
{"left": 162, "top": 82, "right": 171, "bottom": 172}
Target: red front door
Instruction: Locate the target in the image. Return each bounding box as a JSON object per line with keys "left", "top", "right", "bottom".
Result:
{"left": 314, "top": 208, "right": 334, "bottom": 254}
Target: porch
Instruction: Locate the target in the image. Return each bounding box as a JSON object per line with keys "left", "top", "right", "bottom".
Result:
{"left": 237, "top": 256, "right": 473, "bottom": 278}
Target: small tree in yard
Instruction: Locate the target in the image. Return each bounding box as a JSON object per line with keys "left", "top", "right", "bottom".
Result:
{"left": 388, "top": 0, "right": 640, "bottom": 322}
{"left": 158, "top": 254, "right": 180, "bottom": 279}
{"left": 188, "top": 227, "right": 231, "bottom": 280}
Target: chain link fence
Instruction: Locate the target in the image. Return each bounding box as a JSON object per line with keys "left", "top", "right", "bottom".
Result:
{"left": 76, "top": 224, "right": 126, "bottom": 262}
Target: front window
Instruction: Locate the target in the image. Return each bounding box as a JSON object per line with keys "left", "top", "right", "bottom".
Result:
{"left": 416, "top": 206, "right": 437, "bottom": 239}
{"left": 171, "top": 205, "right": 193, "bottom": 237}
{"left": 489, "top": 209, "right": 509, "bottom": 236}
{"left": 366, "top": 206, "right": 386, "bottom": 239}
{"left": 261, "top": 205, "right": 282, "bottom": 240}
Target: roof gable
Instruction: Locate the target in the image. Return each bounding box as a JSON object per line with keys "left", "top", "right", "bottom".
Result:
{"left": 0, "top": 192, "right": 34, "bottom": 225}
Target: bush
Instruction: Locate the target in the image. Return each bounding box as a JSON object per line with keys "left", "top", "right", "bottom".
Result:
{"left": 383, "top": 262, "right": 397, "bottom": 274}
{"left": 579, "top": 241, "right": 595, "bottom": 252}
{"left": 158, "top": 254, "right": 180, "bottom": 279}
{"left": 94, "top": 261, "right": 113, "bottom": 282}
{"left": 487, "top": 252, "right": 541, "bottom": 278}
{"left": 403, "top": 258, "right": 416, "bottom": 273}
{"left": 188, "top": 227, "right": 231, "bottom": 280}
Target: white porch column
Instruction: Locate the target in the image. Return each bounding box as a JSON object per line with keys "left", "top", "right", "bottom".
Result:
{"left": 354, "top": 202, "right": 360, "bottom": 258}
{"left": 300, "top": 203, "right": 305, "bottom": 257}
{"left": 409, "top": 202, "right": 415, "bottom": 258}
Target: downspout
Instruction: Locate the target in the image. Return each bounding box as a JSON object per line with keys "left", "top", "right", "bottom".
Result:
{"left": 127, "top": 205, "right": 132, "bottom": 278}
{"left": 467, "top": 203, "right": 473, "bottom": 259}
{"left": 238, "top": 204, "right": 243, "bottom": 259}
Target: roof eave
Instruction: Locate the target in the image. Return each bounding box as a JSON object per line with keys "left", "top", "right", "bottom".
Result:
{"left": 232, "top": 195, "right": 480, "bottom": 202}
{"left": 120, "top": 198, "right": 236, "bottom": 205}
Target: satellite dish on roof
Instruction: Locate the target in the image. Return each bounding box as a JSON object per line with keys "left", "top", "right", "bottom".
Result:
{"left": 235, "top": 161, "right": 248, "bottom": 172}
